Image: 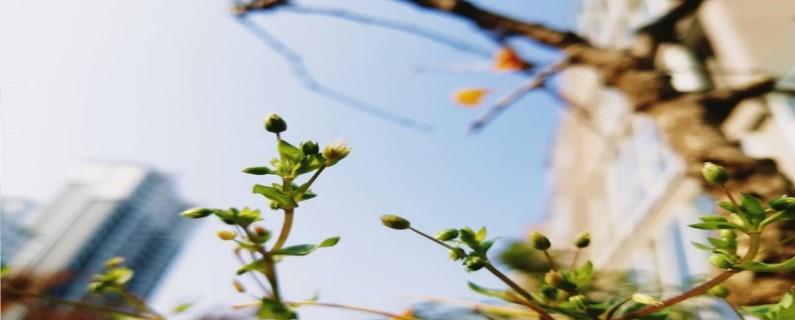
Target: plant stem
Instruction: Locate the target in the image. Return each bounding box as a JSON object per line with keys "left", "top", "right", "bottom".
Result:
{"left": 118, "top": 288, "right": 165, "bottom": 320}
{"left": 4, "top": 287, "right": 155, "bottom": 319}
{"left": 272, "top": 208, "right": 294, "bottom": 252}
{"left": 616, "top": 232, "right": 761, "bottom": 319}
{"left": 233, "top": 247, "right": 272, "bottom": 296}
{"left": 243, "top": 227, "right": 283, "bottom": 302}
{"left": 290, "top": 301, "right": 417, "bottom": 320}
{"left": 542, "top": 250, "right": 557, "bottom": 271}
{"left": 484, "top": 264, "right": 554, "bottom": 320}
{"left": 408, "top": 227, "right": 455, "bottom": 250}
{"left": 570, "top": 248, "right": 580, "bottom": 270}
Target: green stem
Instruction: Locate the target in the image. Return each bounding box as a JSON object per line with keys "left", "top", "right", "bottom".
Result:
{"left": 4, "top": 287, "right": 155, "bottom": 319}
{"left": 542, "top": 250, "right": 557, "bottom": 271}
{"left": 272, "top": 208, "right": 294, "bottom": 252}
{"left": 409, "top": 227, "right": 455, "bottom": 250}
{"left": 483, "top": 264, "right": 554, "bottom": 320}
{"left": 118, "top": 288, "right": 164, "bottom": 320}
{"left": 617, "top": 232, "right": 761, "bottom": 319}
{"left": 242, "top": 227, "right": 283, "bottom": 302}
{"left": 570, "top": 248, "right": 580, "bottom": 270}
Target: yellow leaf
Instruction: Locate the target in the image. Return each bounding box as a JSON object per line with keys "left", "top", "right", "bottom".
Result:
{"left": 493, "top": 47, "right": 527, "bottom": 72}
{"left": 453, "top": 88, "right": 488, "bottom": 107}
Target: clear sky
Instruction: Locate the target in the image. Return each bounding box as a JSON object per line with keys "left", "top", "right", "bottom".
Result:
{"left": 1, "top": 0, "right": 577, "bottom": 318}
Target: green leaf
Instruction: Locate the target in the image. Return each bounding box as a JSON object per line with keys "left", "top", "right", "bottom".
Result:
{"left": 242, "top": 166, "right": 274, "bottom": 175}
{"left": 740, "top": 193, "right": 765, "bottom": 221}
{"left": 688, "top": 222, "right": 740, "bottom": 230}
{"left": 700, "top": 215, "right": 728, "bottom": 223}
{"left": 272, "top": 237, "right": 340, "bottom": 256}
{"left": 172, "top": 303, "right": 193, "bottom": 314}
{"left": 277, "top": 140, "right": 304, "bottom": 162}
{"left": 690, "top": 241, "right": 712, "bottom": 250}
{"left": 735, "top": 256, "right": 795, "bottom": 272}
{"left": 718, "top": 201, "right": 737, "bottom": 213}
{"left": 568, "top": 261, "right": 594, "bottom": 288}
{"left": 467, "top": 282, "right": 510, "bottom": 300}
{"left": 742, "top": 290, "right": 795, "bottom": 320}
{"left": 259, "top": 298, "right": 297, "bottom": 320}
{"left": 253, "top": 184, "right": 298, "bottom": 209}
{"left": 475, "top": 227, "right": 488, "bottom": 242}
{"left": 237, "top": 260, "right": 265, "bottom": 275}
{"left": 707, "top": 237, "right": 736, "bottom": 251}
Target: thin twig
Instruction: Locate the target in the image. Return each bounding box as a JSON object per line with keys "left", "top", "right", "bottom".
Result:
{"left": 233, "top": 300, "right": 417, "bottom": 320}
{"left": 4, "top": 288, "right": 155, "bottom": 319}
{"left": 469, "top": 60, "right": 568, "bottom": 133}
{"left": 282, "top": 5, "right": 493, "bottom": 57}
{"left": 236, "top": 16, "right": 434, "bottom": 132}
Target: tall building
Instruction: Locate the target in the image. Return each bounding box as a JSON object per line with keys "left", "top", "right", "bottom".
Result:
{"left": 1, "top": 198, "right": 35, "bottom": 264}
{"left": 543, "top": 0, "right": 795, "bottom": 316}
{"left": 8, "top": 162, "right": 192, "bottom": 303}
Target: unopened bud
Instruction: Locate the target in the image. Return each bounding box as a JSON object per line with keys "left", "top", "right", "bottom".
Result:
{"left": 380, "top": 215, "right": 411, "bottom": 230}
{"left": 448, "top": 248, "right": 466, "bottom": 261}
{"left": 105, "top": 257, "right": 125, "bottom": 269}
{"left": 529, "top": 232, "right": 551, "bottom": 250}
{"left": 322, "top": 139, "right": 351, "bottom": 166}
{"left": 544, "top": 271, "right": 564, "bottom": 287}
{"left": 180, "top": 207, "right": 214, "bottom": 219}
{"left": 719, "top": 230, "right": 736, "bottom": 241}
{"left": 233, "top": 280, "right": 246, "bottom": 293}
{"left": 264, "top": 113, "right": 287, "bottom": 134}
{"left": 574, "top": 232, "right": 590, "bottom": 248}
{"left": 217, "top": 230, "right": 237, "bottom": 241}
{"left": 435, "top": 229, "right": 459, "bottom": 241}
{"left": 300, "top": 141, "right": 320, "bottom": 155}
{"left": 464, "top": 256, "right": 486, "bottom": 271}
{"left": 769, "top": 196, "right": 795, "bottom": 211}
{"left": 708, "top": 285, "right": 730, "bottom": 298}
{"left": 255, "top": 226, "right": 268, "bottom": 236}
{"left": 568, "top": 295, "right": 587, "bottom": 309}
{"left": 242, "top": 166, "right": 273, "bottom": 175}
{"left": 709, "top": 254, "right": 733, "bottom": 269}
{"left": 702, "top": 162, "right": 728, "bottom": 185}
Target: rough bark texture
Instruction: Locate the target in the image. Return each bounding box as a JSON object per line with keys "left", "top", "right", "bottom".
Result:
{"left": 401, "top": 0, "right": 795, "bottom": 305}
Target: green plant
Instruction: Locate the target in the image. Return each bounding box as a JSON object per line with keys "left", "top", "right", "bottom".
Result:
{"left": 380, "top": 162, "right": 795, "bottom": 320}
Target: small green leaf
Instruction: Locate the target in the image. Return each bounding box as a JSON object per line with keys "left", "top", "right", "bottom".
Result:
{"left": 319, "top": 236, "right": 340, "bottom": 248}
{"left": 568, "top": 261, "right": 594, "bottom": 288}
{"left": 700, "top": 215, "right": 728, "bottom": 222}
{"left": 259, "top": 298, "right": 297, "bottom": 320}
{"left": 242, "top": 166, "right": 274, "bottom": 175}
{"left": 278, "top": 140, "right": 304, "bottom": 162}
{"left": 237, "top": 260, "right": 265, "bottom": 275}
{"left": 735, "top": 256, "right": 795, "bottom": 272}
{"left": 467, "top": 282, "right": 510, "bottom": 300}
{"left": 690, "top": 241, "right": 712, "bottom": 250}
{"left": 740, "top": 193, "right": 765, "bottom": 221}
{"left": 718, "top": 201, "right": 737, "bottom": 213}
{"left": 273, "top": 237, "right": 340, "bottom": 256}
{"left": 475, "top": 227, "right": 487, "bottom": 242}
{"left": 707, "top": 237, "right": 736, "bottom": 251}
{"left": 688, "top": 222, "right": 740, "bottom": 230}
{"left": 253, "top": 184, "right": 298, "bottom": 209}
{"left": 172, "top": 303, "right": 193, "bottom": 314}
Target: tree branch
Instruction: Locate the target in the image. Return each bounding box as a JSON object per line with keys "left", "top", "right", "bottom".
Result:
{"left": 236, "top": 16, "right": 434, "bottom": 132}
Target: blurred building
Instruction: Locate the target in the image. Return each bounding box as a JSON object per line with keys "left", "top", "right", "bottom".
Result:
{"left": 1, "top": 198, "right": 35, "bottom": 264}
{"left": 7, "top": 162, "right": 192, "bottom": 305}
{"left": 543, "top": 0, "right": 795, "bottom": 316}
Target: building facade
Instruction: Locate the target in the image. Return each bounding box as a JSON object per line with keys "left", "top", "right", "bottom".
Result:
{"left": 7, "top": 162, "right": 192, "bottom": 309}
{"left": 543, "top": 0, "right": 795, "bottom": 317}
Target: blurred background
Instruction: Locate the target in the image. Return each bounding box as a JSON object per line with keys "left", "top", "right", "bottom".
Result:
{"left": 1, "top": 0, "right": 794, "bottom": 319}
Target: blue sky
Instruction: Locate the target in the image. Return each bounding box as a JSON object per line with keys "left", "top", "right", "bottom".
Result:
{"left": 0, "top": 0, "right": 577, "bottom": 318}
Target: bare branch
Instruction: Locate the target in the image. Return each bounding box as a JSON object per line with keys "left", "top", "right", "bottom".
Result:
{"left": 636, "top": 0, "right": 705, "bottom": 41}
{"left": 469, "top": 60, "right": 568, "bottom": 133}
{"left": 281, "top": 4, "right": 494, "bottom": 58}
{"left": 236, "top": 17, "right": 434, "bottom": 132}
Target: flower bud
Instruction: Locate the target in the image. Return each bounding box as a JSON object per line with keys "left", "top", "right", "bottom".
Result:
{"left": 529, "top": 232, "right": 551, "bottom": 250}
{"left": 540, "top": 286, "right": 558, "bottom": 301}
{"left": 709, "top": 254, "right": 733, "bottom": 269}
{"left": 544, "top": 270, "right": 564, "bottom": 287}
{"left": 217, "top": 230, "right": 237, "bottom": 241}
{"left": 264, "top": 113, "right": 287, "bottom": 133}
{"left": 233, "top": 280, "right": 246, "bottom": 293}
{"left": 435, "top": 229, "right": 460, "bottom": 241}
{"left": 104, "top": 257, "right": 125, "bottom": 269}
{"left": 254, "top": 226, "right": 269, "bottom": 237}
{"left": 708, "top": 285, "right": 730, "bottom": 298}
{"left": 300, "top": 141, "right": 320, "bottom": 155}
{"left": 180, "top": 207, "right": 214, "bottom": 219}
{"left": 322, "top": 139, "right": 351, "bottom": 166}
{"left": 568, "top": 295, "right": 587, "bottom": 309}
{"left": 719, "top": 230, "right": 736, "bottom": 241}
{"left": 769, "top": 196, "right": 795, "bottom": 211}
{"left": 464, "top": 256, "right": 486, "bottom": 271}
{"left": 574, "top": 232, "right": 590, "bottom": 248}
{"left": 702, "top": 162, "right": 728, "bottom": 185}
{"left": 380, "top": 215, "right": 411, "bottom": 230}
{"left": 448, "top": 248, "right": 466, "bottom": 261}
{"left": 631, "top": 293, "right": 662, "bottom": 306}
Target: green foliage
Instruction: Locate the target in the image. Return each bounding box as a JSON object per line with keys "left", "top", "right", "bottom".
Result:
{"left": 743, "top": 290, "right": 795, "bottom": 320}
